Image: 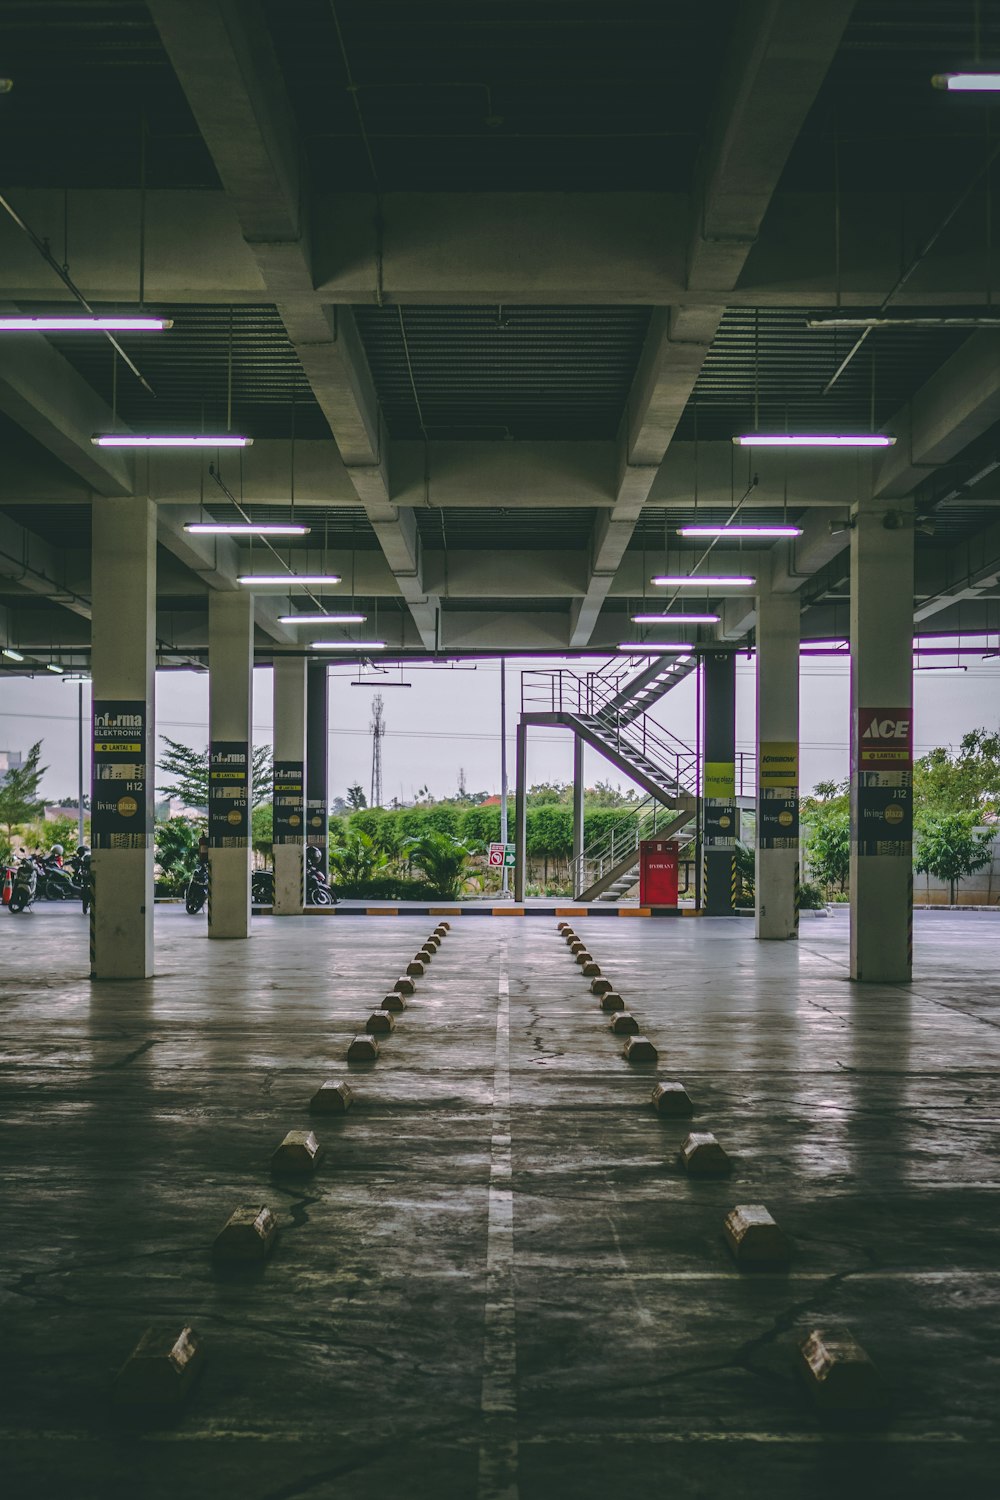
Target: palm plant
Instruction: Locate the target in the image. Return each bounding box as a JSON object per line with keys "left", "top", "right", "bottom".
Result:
{"left": 403, "top": 831, "right": 472, "bottom": 900}
{"left": 328, "top": 830, "right": 390, "bottom": 884}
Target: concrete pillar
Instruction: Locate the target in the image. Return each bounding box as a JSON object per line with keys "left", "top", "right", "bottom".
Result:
{"left": 306, "top": 662, "right": 329, "bottom": 882}
{"left": 272, "top": 657, "right": 307, "bottom": 915}
{"left": 850, "top": 496, "right": 915, "bottom": 982}
{"left": 701, "top": 648, "right": 737, "bottom": 915}
{"left": 572, "top": 734, "right": 585, "bottom": 897}
{"left": 755, "top": 591, "right": 800, "bottom": 940}
{"left": 207, "top": 591, "right": 253, "bottom": 939}
{"left": 90, "top": 498, "right": 155, "bottom": 978}
{"left": 513, "top": 721, "right": 527, "bottom": 902}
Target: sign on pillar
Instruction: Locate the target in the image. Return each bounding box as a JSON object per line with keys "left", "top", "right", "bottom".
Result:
{"left": 273, "top": 761, "right": 305, "bottom": 842}
{"left": 209, "top": 741, "right": 250, "bottom": 846}
{"left": 757, "top": 740, "right": 800, "bottom": 937}
{"left": 92, "top": 701, "right": 150, "bottom": 850}
{"left": 703, "top": 759, "right": 737, "bottom": 912}
{"left": 854, "top": 709, "right": 913, "bottom": 852}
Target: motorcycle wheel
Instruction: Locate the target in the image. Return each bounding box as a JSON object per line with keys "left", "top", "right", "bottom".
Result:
{"left": 8, "top": 892, "right": 29, "bottom": 914}
{"left": 310, "top": 887, "right": 332, "bottom": 906}
{"left": 185, "top": 889, "right": 207, "bottom": 915}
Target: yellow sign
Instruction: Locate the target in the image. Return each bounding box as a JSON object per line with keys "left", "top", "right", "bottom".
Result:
{"left": 778, "top": 809, "right": 794, "bottom": 827}
{"left": 884, "top": 802, "right": 905, "bottom": 824}
{"left": 759, "top": 741, "right": 799, "bottom": 786}
{"left": 704, "top": 761, "right": 735, "bottom": 798}
{"left": 116, "top": 795, "right": 138, "bottom": 818}
{"left": 227, "top": 809, "right": 242, "bottom": 825}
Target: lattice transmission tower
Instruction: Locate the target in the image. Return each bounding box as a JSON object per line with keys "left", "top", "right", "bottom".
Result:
{"left": 370, "top": 692, "right": 386, "bottom": 808}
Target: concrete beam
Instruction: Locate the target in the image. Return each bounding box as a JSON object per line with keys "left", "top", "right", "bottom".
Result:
{"left": 5, "top": 188, "right": 1000, "bottom": 307}
{"left": 875, "top": 332, "right": 1000, "bottom": 498}
{"left": 149, "top": 0, "right": 437, "bottom": 647}
{"left": 770, "top": 507, "right": 853, "bottom": 594}
{"left": 0, "top": 330, "right": 133, "bottom": 495}
{"left": 688, "top": 0, "right": 856, "bottom": 288}
{"left": 0, "top": 510, "right": 90, "bottom": 619}
{"left": 570, "top": 3, "right": 849, "bottom": 646}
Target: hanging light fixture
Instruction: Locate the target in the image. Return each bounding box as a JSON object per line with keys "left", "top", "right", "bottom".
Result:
{"left": 651, "top": 575, "right": 755, "bottom": 586}
{"left": 0, "top": 315, "right": 172, "bottom": 332}
{"left": 184, "top": 522, "right": 310, "bottom": 535}
{"left": 677, "top": 525, "right": 801, "bottom": 538}
{"left": 732, "top": 434, "right": 895, "bottom": 448}
{"left": 238, "top": 573, "right": 341, "bottom": 586}
{"left": 631, "top": 612, "right": 719, "bottom": 624}
{"left": 279, "top": 612, "right": 367, "bottom": 624}
{"left": 932, "top": 72, "right": 1000, "bottom": 90}
{"left": 46, "top": 663, "right": 64, "bottom": 673}
{"left": 93, "top": 434, "right": 252, "bottom": 448}
{"left": 309, "top": 640, "right": 386, "bottom": 651}
{"left": 2, "top": 647, "right": 24, "bottom": 660}
{"left": 616, "top": 642, "right": 691, "bottom": 653}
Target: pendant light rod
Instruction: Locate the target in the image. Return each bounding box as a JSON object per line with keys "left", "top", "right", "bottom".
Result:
{"left": 0, "top": 192, "right": 156, "bottom": 394}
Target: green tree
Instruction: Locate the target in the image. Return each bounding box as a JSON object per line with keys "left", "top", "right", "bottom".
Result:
{"left": 404, "top": 831, "right": 472, "bottom": 900}
{"left": 154, "top": 816, "right": 203, "bottom": 895}
{"left": 914, "top": 812, "right": 994, "bottom": 904}
{"left": 251, "top": 802, "right": 273, "bottom": 856}
{"left": 0, "top": 740, "right": 46, "bottom": 841}
{"left": 157, "top": 737, "right": 272, "bottom": 808}
{"left": 801, "top": 780, "right": 851, "bottom": 893}
{"left": 346, "top": 782, "right": 368, "bottom": 811}
{"left": 527, "top": 781, "right": 569, "bottom": 806}
{"left": 914, "top": 728, "right": 1000, "bottom": 818}
{"left": 460, "top": 804, "right": 502, "bottom": 850}
{"left": 734, "top": 842, "right": 755, "bottom": 905}
{"left": 349, "top": 807, "right": 401, "bottom": 857}
{"left": 329, "top": 829, "right": 389, "bottom": 883}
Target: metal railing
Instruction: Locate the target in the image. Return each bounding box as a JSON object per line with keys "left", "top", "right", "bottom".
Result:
{"left": 570, "top": 795, "right": 697, "bottom": 898}
{"left": 522, "top": 668, "right": 757, "bottom": 798}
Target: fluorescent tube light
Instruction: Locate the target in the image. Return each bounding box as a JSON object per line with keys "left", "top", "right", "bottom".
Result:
{"left": 237, "top": 574, "right": 341, "bottom": 586}
{"left": 2, "top": 647, "right": 24, "bottom": 660}
{"left": 184, "top": 522, "right": 310, "bottom": 536}
{"left": 733, "top": 434, "right": 895, "bottom": 448}
{"left": 0, "top": 316, "right": 173, "bottom": 332}
{"left": 651, "top": 575, "right": 755, "bottom": 587}
{"left": 309, "top": 640, "right": 386, "bottom": 650}
{"left": 678, "top": 525, "right": 802, "bottom": 538}
{"left": 807, "top": 315, "right": 1000, "bottom": 330}
{"left": 46, "top": 663, "right": 64, "bottom": 673}
{"left": 932, "top": 72, "right": 1000, "bottom": 91}
{"left": 279, "top": 613, "right": 367, "bottom": 624}
{"left": 92, "top": 434, "right": 252, "bottom": 448}
{"left": 631, "top": 613, "right": 719, "bottom": 624}
{"left": 617, "top": 643, "right": 690, "bottom": 653}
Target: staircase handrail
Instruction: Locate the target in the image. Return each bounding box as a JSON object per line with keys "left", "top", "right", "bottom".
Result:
{"left": 571, "top": 795, "right": 696, "bottom": 897}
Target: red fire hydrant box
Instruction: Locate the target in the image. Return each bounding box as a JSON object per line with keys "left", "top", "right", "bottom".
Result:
{"left": 638, "top": 839, "right": 679, "bottom": 907}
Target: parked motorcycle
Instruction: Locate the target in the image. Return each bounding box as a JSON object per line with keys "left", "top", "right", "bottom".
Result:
{"left": 251, "top": 868, "right": 274, "bottom": 905}
{"left": 184, "top": 853, "right": 210, "bottom": 915}
{"left": 306, "top": 845, "right": 338, "bottom": 906}
{"left": 7, "top": 853, "right": 38, "bottom": 914}
{"left": 72, "top": 846, "right": 92, "bottom": 914}
{"left": 34, "top": 845, "right": 84, "bottom": 902}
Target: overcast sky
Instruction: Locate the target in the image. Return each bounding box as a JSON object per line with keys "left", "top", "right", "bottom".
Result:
{"left": 2, "top": 648, "right": 999, "bottom": 806}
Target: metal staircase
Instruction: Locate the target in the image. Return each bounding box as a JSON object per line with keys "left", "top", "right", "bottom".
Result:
{"left": 521, "top": 660, "right": 703, "bottom": 901}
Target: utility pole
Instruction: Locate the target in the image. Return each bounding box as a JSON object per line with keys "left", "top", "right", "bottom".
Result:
{"left": 500, "top": 657, "right": 509, "bottom": 895}
{"left": 370, "top": 692, "right": 385, "bottom": 808}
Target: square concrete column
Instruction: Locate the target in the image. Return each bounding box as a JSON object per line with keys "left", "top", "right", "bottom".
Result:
{"left": 272, "top": 657, "right": 307, "bottom": 915}
{"left": 755, "top": 591, "right": 800, "bottom": 940}
{"left": 207, "top": 591, "right": 253, "bottom": 939}
{"left": 306, "top": 661, "right": 329, "bottom": 878}
{"left": 90, "top": 497, "right": 156, "bottom": 979}
{"left": 850, "top": 496, "right": 915, "bottom": 982}
{"left": 572, "top": 734, "right": 585, "bottom": 897}
{"left": 701, "top": 649, "right": 737, "bottom": 915}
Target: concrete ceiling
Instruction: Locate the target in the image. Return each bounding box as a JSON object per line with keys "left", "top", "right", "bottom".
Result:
{"left": 2, "top": 0, "right": 1000, "bottom": 672}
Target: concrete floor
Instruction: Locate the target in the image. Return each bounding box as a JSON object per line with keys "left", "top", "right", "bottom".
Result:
{"left": 2, "top": 907, "right": 998, "bottom": 1499}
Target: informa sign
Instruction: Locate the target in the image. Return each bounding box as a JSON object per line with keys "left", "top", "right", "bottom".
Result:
{"left": 854, "top": 707, "right": 913, "bottom": 857}
{"left": 208, "top": 740, "right": 249, "bottom": 848}
{"left": 273, "top": 760, "right": 305, "bottom": 844}
{"left": 306, "top": 798, "right": 327, "bottom": 847}
{"left": 758, "top": 741, "right": 799, "bottom": 850}
{"left": 488, "top": 842, "right": 516, "bottom": 868}
{"left": 91, "top": 700, "right": 150, "bottom": 850}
